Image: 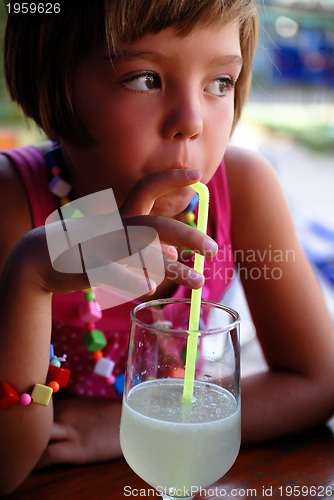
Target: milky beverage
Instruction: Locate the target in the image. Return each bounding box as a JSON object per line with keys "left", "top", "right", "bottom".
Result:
{"left": 120, "top": 378, "right": 240, "bottom": 493}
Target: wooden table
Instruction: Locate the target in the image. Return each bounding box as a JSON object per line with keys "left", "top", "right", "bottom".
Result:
{"left": 10, "top": 417, "right": 334, "bottom": 500}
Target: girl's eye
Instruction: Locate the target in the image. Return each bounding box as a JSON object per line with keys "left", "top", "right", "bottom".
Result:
{"left": 205, "top": 77, "right": 235, "bottom": 97}
{"left": 122, "top": 72, "right": 161, "bottom": 92}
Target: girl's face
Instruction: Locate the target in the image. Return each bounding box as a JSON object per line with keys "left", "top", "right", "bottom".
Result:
{"left": 68, "top": 21, "right": 242, "bottom": 215}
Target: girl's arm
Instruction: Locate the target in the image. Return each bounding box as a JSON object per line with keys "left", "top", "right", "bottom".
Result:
{"left": 0, "top": 156, "right": 56, "bottom": 494}
{"left": 226, "top": 146, "right": 334, "bottom": 443}
{"left": 0, "top": 239, "right": 54, "bottom": 494}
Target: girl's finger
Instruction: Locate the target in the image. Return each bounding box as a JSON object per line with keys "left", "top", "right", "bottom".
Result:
{"left": 37, "top": 440, "right": 80, "bottom": 467}
{"left": 49, "top": 422, "right": 69, "bottom": 442}
{"left": 120, "top": 169, "right": 201, "bottom": 216}
{"left": 164, "top": 255, "right": 205, "bottom": 289}
{"left": 160, "top": 243, "right": 178, "bottom": 261}
{"left": 125, "top": 216, "right": 218, "bottom": 258}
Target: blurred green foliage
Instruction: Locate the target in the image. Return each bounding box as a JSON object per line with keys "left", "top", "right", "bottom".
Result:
{"left": 0, "top": 2, "right": 23, "bottom": 123}
{"left": 244, "top": 102, "right": 334, "bottom": 152}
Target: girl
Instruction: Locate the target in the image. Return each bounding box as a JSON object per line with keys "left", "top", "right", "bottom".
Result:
{"left": 1, "top": 0, "right": 333, "bottom": 494}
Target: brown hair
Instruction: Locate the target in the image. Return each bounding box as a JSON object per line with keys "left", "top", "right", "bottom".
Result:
{"left": 4, "top": 0, "right": 258, "bottom": 144}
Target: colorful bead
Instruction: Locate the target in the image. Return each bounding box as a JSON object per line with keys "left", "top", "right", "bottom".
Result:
{"left": 20, "top": 393, "right": 32, "bottom": 406}
{"left": 92, "top": 350, "right": 103, "bottom": 361}
{"left": 83, "top": 329, "right": 107, "bottom": 352}
{"left": 51, "top": 165, "right": 61, "bottom": 176}
{"left": 114, "top": 374, "right": 125, "bottom": 395}
{"left": 106, "top": 374, "right": 116, "bottom": 385}
{"left": 187, "top": 193, "right": 199, "bottom": 212}
{"left": 94, "top": 358, "right": 115, "bottom": 378}
{"left": 169, "top": 367, "right": 185, "bottom": 378}
{"left": 46, "top": 365, "right": 71, "bottom": 388}
{"left": 79, "top": 300, "right": 102, "bottom": 323}
{"left": 49, "top": 175, "right": 72, "bottom": 198}
{"left": 49, "top": 344, "right": 55, "bottom": 360}
{"left": 184, "top": 211, "right": 196, "bottom": 223}
{"left": 179, "top": 194, "right": 199, "bottom": 257}
{"left": 0, "top": 382, "right": 19, "bottom": 410}
{"left": 48, "top": 381, "right": 60, "bottom": 393}
{"left": 85, "top": 290, "right": 96, "bottom": 302}
{"left": 60, "top": 196, "right": 71, "bottom": 206}
{"left": 50, "top": 357, "right": 61, "bottom": 367}
{"left": 31, "top": 384, "right": 53, "bottom": 406}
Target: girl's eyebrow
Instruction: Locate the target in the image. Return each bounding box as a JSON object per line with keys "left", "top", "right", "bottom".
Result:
{"left": 107, "top": 50, "right": 243, "bottom": 68}
{"left": 102, "top": 50, "right": 165, "bottom": 63}
{"left": 207, "top": 54, "right": 243, "bottom": 69}
{"left": 207, "top": 54, "right": 243, "bottom": 68}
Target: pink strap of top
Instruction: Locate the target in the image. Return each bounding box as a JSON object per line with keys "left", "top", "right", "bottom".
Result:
{"left": 1, "top": 145, "right": 57, "bottom": 228}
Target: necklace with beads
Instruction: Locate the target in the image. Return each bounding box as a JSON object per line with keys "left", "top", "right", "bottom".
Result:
{"left": 45, "top": 144, "right": 198, "bottom": 394}
{"left": 45, "top": 145, "right": 125, "bottom": 394}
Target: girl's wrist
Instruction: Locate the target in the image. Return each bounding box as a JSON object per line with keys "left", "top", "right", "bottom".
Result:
{"left": 0, "top": 345, "right": 70, "bottom": 411}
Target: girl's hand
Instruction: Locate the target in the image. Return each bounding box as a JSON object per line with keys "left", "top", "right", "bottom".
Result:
{"left": 7, "top": 168, "right": 217, "bottom": 298}
{"left": 120, "top": 168, "right": 218, "bottom": 288}
{"left": 36, "top": 397, "right": 122, "bottom": 467}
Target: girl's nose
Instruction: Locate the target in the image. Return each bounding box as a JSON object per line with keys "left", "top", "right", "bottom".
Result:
{"left": 162, "top": 92, "right": 204, "bottom": 141}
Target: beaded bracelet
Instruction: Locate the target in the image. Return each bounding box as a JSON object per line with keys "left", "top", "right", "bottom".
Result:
{"left": 0, "top": 345, "right": 70, "bottom": 411}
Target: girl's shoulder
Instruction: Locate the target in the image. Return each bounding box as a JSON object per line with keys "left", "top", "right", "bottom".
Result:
{"left": 224, "top": 144, "right": 290, "bottom": 249}
{"left": 0, "top": 142, "right": 50, "bottom": 210}
{"left": 0, "top": 148, "right": 32, "bottom": 221}
{"left": 224, "top": 144, "right": 278, "bottom": 192}
{"left": 0, "top": 143, "right": 47, "bottom": 191}
{"left": 224, "top": 144, "right": 282, "bottom": 210}
{"left": 0, "top": 147, "right": 42, "bottom": 269}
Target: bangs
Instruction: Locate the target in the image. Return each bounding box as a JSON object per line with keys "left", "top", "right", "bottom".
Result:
{"left": 104, "top": 0, "right": 257, "bottom": 52}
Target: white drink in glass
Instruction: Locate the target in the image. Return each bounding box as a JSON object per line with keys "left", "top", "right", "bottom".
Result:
{"left": 120, "top": 378, "right": 241, "bottom": 496}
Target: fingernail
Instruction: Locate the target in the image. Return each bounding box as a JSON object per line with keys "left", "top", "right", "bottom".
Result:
{"left": 166, "top": 245, "right": 178, "bottom": 260}
{"left": 204, "top": 238, "right": 218, "bottom": 256}
{"left": 147, "top": 279, "right": 157, "bottom": 294}
{"left": 189, "top": 269, "right": 204, "bottom": 285}
{"left": 186, "top": 169, "right": 201, "bottom": 180}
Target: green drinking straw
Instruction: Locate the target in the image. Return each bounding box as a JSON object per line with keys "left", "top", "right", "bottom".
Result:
{"left": 182, "top": 182, "right": 209, "bottom": 403}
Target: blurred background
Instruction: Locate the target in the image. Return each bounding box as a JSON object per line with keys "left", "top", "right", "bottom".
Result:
{"left": 1, "top": 0, "right": 333, "bottom": 148}
{"left": 233, "top": 0, "right": 334, "bottom": 331}
{"left": 0, "top": 1, "right": 334, "bottom": 337}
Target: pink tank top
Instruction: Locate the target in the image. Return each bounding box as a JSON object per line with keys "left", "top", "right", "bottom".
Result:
{"left": 2, "top": 145, "right": 235, "bottom": 398}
